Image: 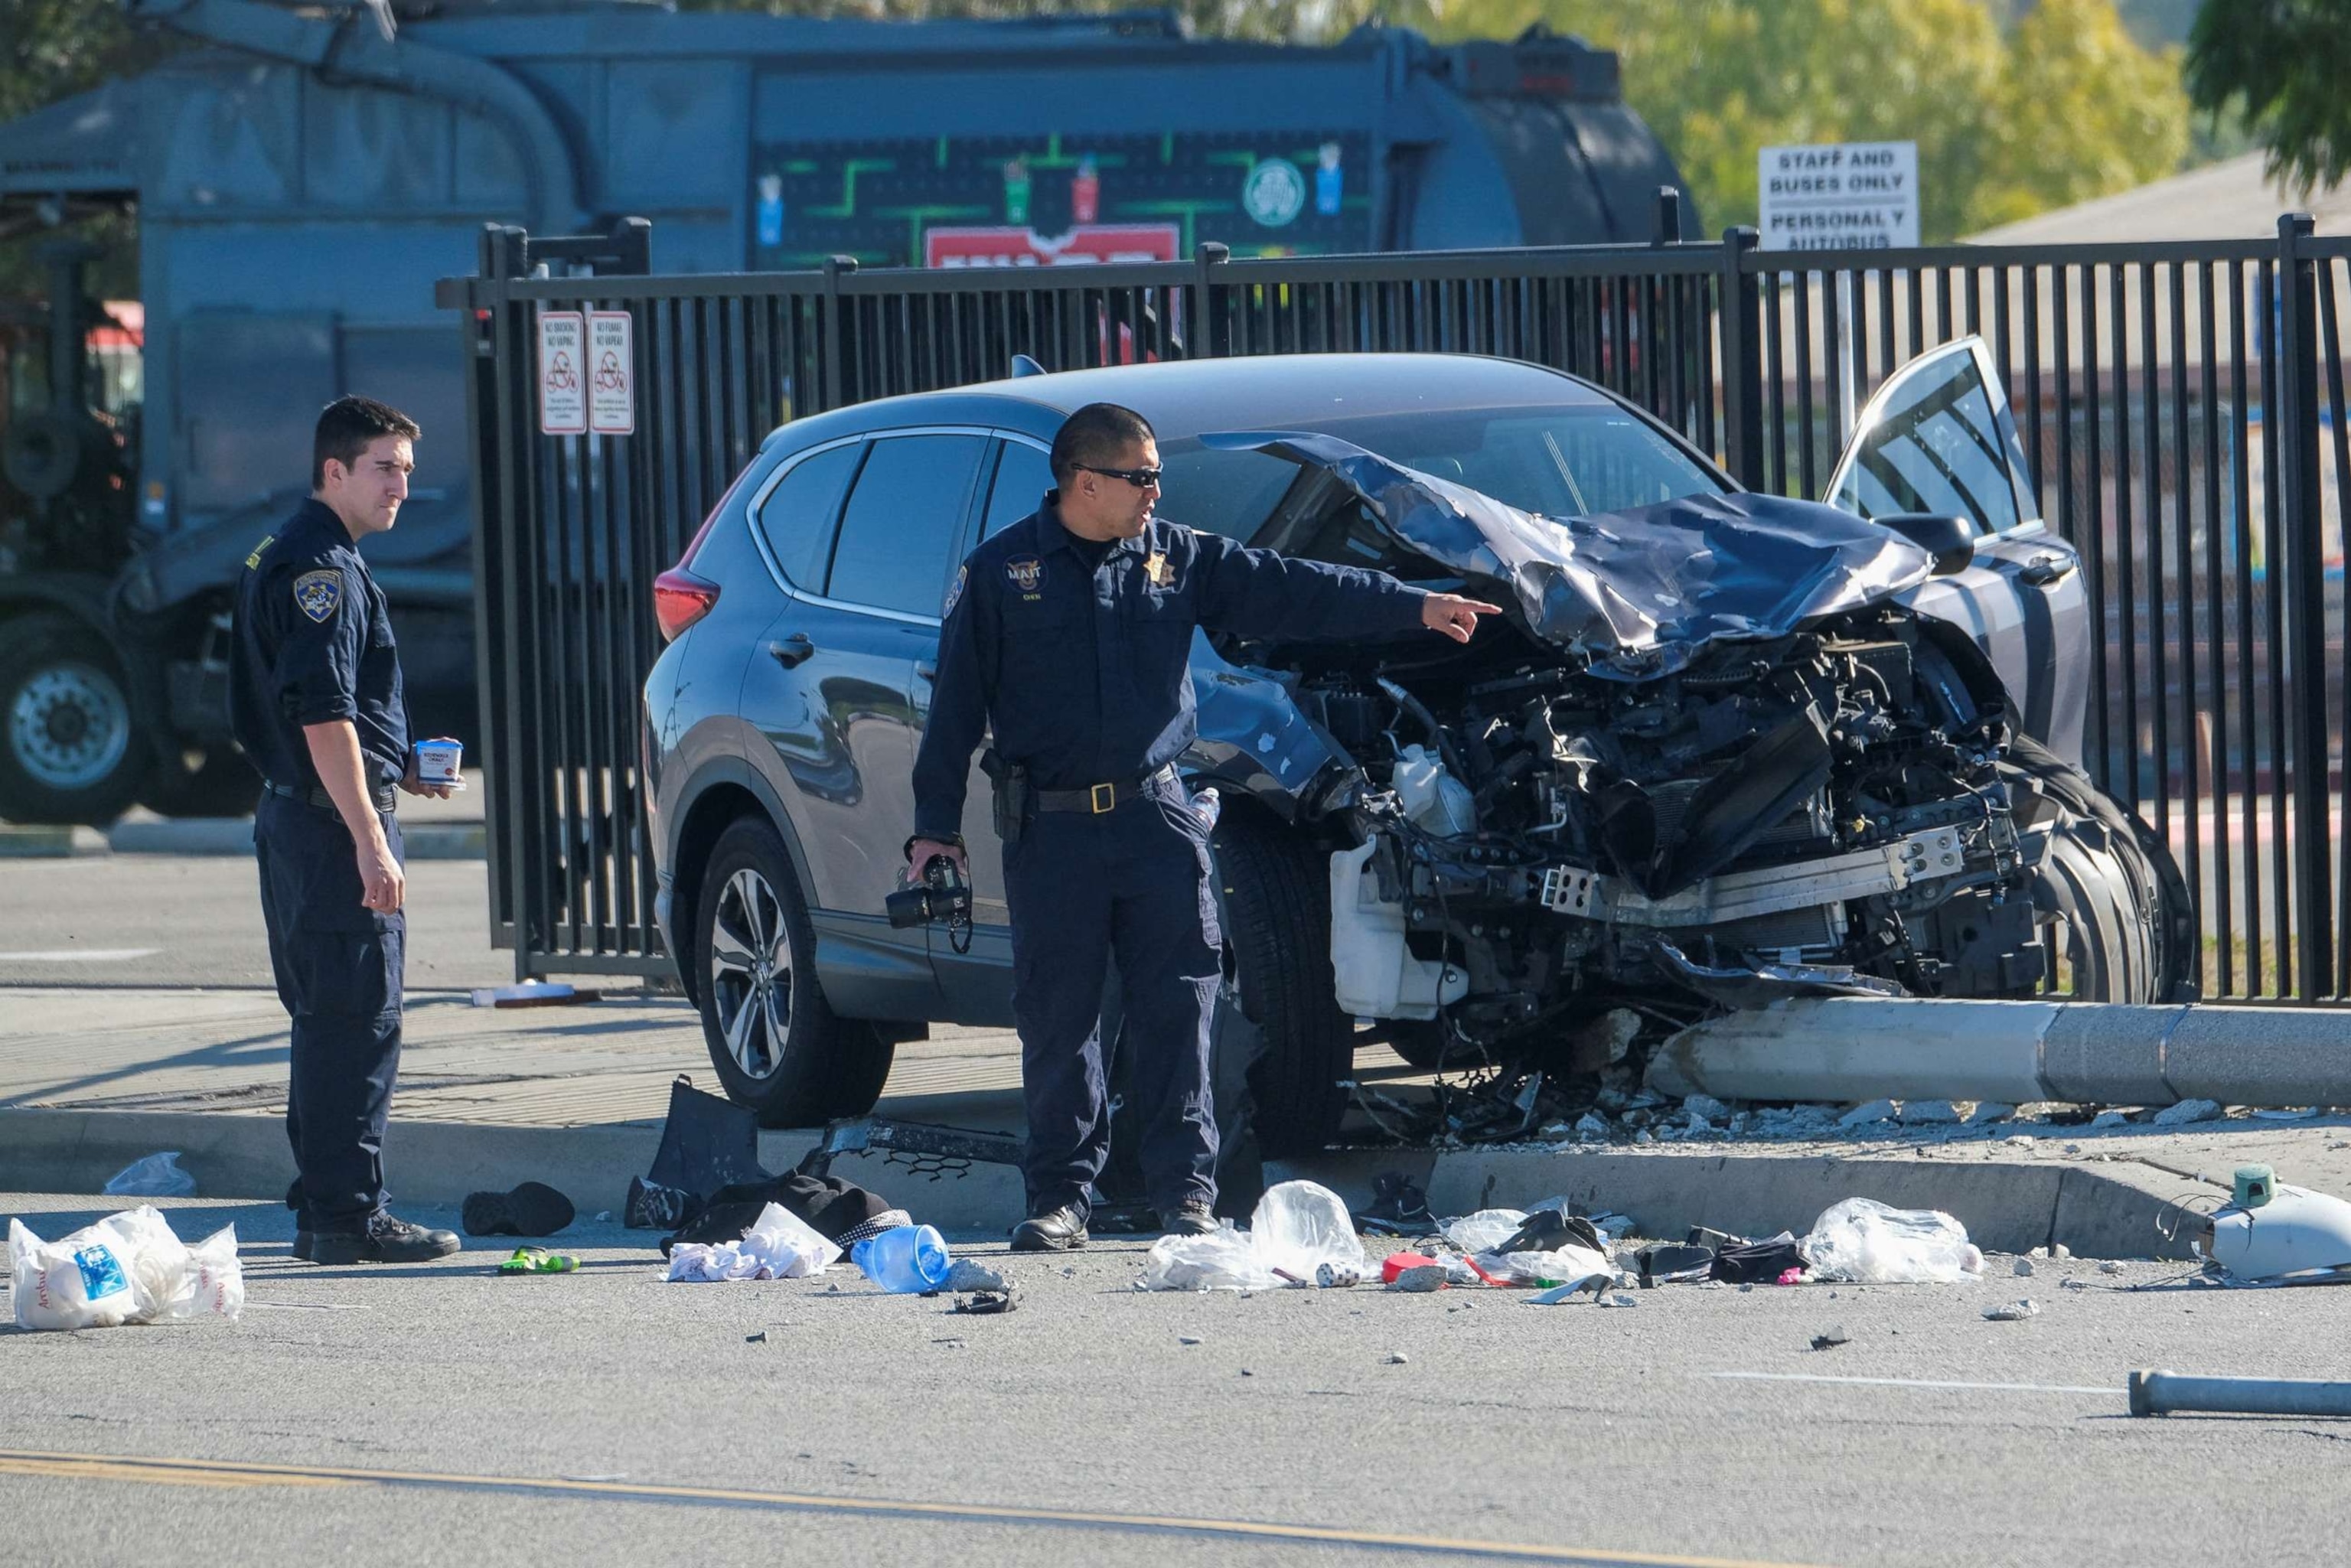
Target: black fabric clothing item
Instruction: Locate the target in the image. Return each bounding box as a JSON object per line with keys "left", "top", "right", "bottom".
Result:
{"left": 1712, "top": 1234, "right": 1807, "bottom": 1285}
{"left": 1637, "top": 1241, "right": 1717, "bottom": 1287}
{"left": 256, "top": 792, "right": 405, "bottom": 1234}
{"left": 659, "top": 1170, "right": 901, "bottom": 1253}
{"left": 229, "top": 498, "right": 408, "bottom": 795}
{"left": 911, "top": 492, "right": 1429, "bottom": 836}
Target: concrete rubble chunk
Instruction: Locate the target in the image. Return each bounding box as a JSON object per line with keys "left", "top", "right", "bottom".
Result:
{"left": 1838, "top": 1099, "right": 1898, "bottom": 1128}
{"left": 2089, "top": 1109, "right": 2133, "bottom": 1128}
{"left": 1599, "top": 1293, "right": 1639, "bottom": 1308}
{"left": 1179, "top": 1335, "right": 1203, "bottom": 1345}
{"left": 947, "top": 1260, "right": 1008, "bottom": 1294}
{"left": 2154, "top": 1098, "right": 2222, "bottom": 1126}
{"left": 2053, "top": 1244, "right": 2071, "bottom": 1260}
{"left": 1983, "top": 1299, "right": 2040, "bottom": 1322}
{"left": 1899, "top": 1099, "right": 1961, "bottom": 1124}
{"left": 2098, "top": 1260, "right": 2125, "bottom": 1275}
{"left": 1683, "top": 1094, "right": 1732, "bottom": 1123}
{"left": 1386, "top": 1351, "right": 1410, "bottom": 1364}
{"left": 2013, "top": 1257, "right": 2034, "bottom": 1276}
{"left": 1575, "top": 1111, "right": 1612, "bottom": 1142}
{"left": 1968, "top": 1103, "right": 2016, "bottom": 1124}
{"left": 1811, "top": 1325, "right": 1851, "bottom": 1350}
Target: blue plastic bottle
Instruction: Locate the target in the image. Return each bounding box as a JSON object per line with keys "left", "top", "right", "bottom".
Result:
{"left": 850, "top": 1224, "right": 951, "bottom": 1293}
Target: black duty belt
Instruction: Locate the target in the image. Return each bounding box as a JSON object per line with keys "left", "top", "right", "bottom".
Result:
{"left": 268, "top": 781, "right": 397, "bottom": 814}
{"left": 1034, "top": 764, "right": 1178, "bottom": 815}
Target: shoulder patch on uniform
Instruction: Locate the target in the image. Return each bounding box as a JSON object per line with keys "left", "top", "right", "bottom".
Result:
{"left": 1005, "top": 556, "right": 1043, "bottom": 597}
{"left": 942, "top": 564, "right": 967, "bottom": 618}
{"left": 293, "top": 569, "right": 342, "bottom": 624}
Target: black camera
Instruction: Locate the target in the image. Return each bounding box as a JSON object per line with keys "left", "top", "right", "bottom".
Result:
{"left": 887, "top": 852, "right": 973, "bottom": 938}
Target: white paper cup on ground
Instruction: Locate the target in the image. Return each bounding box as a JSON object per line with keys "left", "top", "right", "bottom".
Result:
{"left": 414, "top": 737, "right": 465, "bottom": 789}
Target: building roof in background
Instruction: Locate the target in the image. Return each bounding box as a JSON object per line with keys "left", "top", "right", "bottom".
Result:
{"left": 1966, "top": 153, "right": 2351, "bottom": 244}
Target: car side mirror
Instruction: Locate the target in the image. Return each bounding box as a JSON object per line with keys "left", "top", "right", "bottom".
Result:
{"left": 1877, "top": 512, "right": 1977, "bottom": 575}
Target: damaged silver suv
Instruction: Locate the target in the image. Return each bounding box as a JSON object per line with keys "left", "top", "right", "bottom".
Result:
{"left": 643, "top": 347, "right": 2195, "bottom": 1154}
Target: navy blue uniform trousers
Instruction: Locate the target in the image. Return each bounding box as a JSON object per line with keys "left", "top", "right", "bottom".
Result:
{"left": 1006, "top": 777, "right": 1221, "bottom": 1218}
{"left": 254, "top": 793, "right": 406, "bottom": 1234}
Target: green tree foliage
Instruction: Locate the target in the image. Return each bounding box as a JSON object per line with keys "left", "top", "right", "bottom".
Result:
{"left": 1431, "top": 0, "right": 2189, "bottom": 240}
{"left": 2186, "top": 0, "right": 2351, "bottom": 192}
{"left": 673, "top": 0, "right": 1441, "bottom": 40}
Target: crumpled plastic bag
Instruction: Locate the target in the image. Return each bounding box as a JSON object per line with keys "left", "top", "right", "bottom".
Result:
{"left": 103, "top": 1152, "right": 197, "bottom": 1198}
{"left": 666, "top": 1201, "right": 836, "bottom": 1283}
{"left": 1474, "top": 1242, "right": 1616, "bottom": 1287}
{"left": 1802, "top": 1197, "right": 1983, "bottom": 1283}
{"left": 9, "top": 1207, "right": 242, "bottom": 1329}
{"left": 1440, "top": 1209, "right": 1527, "bottom": 1254}
{"left": 1143, "top": 1181, "right": 1365, "bottom": 1291}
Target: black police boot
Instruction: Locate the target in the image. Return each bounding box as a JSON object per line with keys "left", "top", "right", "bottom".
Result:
{"left": 1159, "top": 1200, "right": 1218, "bottom": 1237}
{"left": 1009, "top": 1202, "right": 1088, "bottom": 1252}
{"left": 302, "top": 1211, "right": 462, "bottom": 1264}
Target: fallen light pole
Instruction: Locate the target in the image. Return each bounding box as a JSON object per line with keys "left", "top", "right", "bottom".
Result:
{"left": 1645, "top": 999, "right": 2351, "bottom": 1110}
{"left": 2130, "top": 1369, "right": 2351, "bottom": 1419}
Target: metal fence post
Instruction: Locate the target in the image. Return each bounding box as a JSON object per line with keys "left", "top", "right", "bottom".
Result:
{"left": 1718, "top": 227, "right": 1766, "bottom": 487}
{"left": 2278, "top": 212, "right": 2333, "bottom": 999}
{"left": 1193, "top": 242, "right": 1231, "bottom": 360}
{"left": 820, "top": 255, "right": 856, "bottom": 412}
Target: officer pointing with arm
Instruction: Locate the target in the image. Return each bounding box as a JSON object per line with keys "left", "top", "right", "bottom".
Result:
{"left": 229, "top": 396, "right": 461, "bottom": 1265}
{"left": 910, "top": 403, "right": 1498, "bottom": 1251}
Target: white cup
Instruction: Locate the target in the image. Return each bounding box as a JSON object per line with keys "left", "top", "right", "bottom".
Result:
{"left": 414, "top": 737, "right": 464, "bottom": 787}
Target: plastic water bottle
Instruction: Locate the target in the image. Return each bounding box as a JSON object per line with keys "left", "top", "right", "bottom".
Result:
{"left": 850, "top": 1224, "right": 951, "bottom": 1293}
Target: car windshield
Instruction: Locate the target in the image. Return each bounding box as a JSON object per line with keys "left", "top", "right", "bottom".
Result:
{"left": 1156, "top": 404, "right": 1724, "bottom": 543}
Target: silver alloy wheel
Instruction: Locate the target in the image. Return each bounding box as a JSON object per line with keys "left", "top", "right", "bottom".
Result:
{"left": 8, "top": 660, "right": 132, "bottom": 791}
{"left": 709, "top": 865, "right": 792, "bottom": 1080}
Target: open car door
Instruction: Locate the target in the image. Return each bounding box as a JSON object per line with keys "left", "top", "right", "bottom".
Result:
{"left": 1824, "top": 336, "right": 2090, "bottom": 763}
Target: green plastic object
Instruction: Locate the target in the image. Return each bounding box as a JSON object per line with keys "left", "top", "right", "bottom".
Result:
{"left": 2233, "top": 1165, "right": 2277, "bottom": 1209}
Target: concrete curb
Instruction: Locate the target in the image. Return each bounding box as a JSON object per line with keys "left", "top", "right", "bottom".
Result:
{"left": 0, "top": 825, "right": 110, "bottom": 858}
{"left": 0, "top": 1107, "right": 2203, "bottom": 1259}
{"left": 101, "top": 819, "right": 486, "bottom": 859}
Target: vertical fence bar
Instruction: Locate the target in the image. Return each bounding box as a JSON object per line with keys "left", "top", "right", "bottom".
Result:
{"left": 1720, "top": 230, "right": 1766, "bottom": 487}
{"left": 2278, "top": 215, "right": 2333, "bottom": 998}
{"left": 2204, "top": 261, "right": 2235, "bottom": 995}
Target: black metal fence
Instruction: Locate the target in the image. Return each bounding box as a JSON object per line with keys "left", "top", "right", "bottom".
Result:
{"left": 445, "top": 211, "right": 2351, "bottom": 1005}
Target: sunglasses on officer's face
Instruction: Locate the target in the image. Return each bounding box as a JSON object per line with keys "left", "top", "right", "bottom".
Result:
{"left": 1076, "top": 463, "right": 1163, "bottom": 490}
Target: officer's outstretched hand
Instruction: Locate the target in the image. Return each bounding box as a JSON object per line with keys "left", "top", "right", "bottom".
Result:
{"left": 1420, "top": 592, "right": 1505, "bottom": 644}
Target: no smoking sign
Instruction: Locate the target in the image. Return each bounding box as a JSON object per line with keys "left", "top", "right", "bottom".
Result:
{"left": 538, "top": 309, "right": 635, "bottom": 436}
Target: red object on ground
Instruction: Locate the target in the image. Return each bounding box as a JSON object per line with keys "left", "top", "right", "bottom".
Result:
{"left": 1381, "top": 1251, "right": 1439, "bottom": 1283}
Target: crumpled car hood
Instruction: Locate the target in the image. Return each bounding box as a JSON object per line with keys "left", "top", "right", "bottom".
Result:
{"left": 1202, "top": 431, "right": 1937, "bottom": 680}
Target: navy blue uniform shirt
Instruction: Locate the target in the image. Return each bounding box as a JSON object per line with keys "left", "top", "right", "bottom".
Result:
{"left": 912, "top": 494, "right": 1428, "bottom": 839}
{"left": 229, "top": 498, "right": 409, "bottom": 793}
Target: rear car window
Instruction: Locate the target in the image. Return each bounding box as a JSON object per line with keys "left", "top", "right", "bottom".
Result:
{"left": 753, "top": 442, "right": 861, "bottom": 588}
{"left": 983, "top": 442, "right": 1055, "bottom": 537}
{"left": 825, "top": 432, "right": 986, "bottom": 616}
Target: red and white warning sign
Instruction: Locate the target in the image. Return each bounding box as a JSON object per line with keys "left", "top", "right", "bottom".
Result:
{"left": 588, "top": 310, "right": 634, "bottom": 435}
{"left": 538, "top": 310, "right": 585, "bottom": 435}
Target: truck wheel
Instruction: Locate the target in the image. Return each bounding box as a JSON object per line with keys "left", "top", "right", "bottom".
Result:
{"left": 140, "top": 746, "right": 264, "bottom": 819}
{"left": 0, "top": 613, "right": 150, "bottom": 824}
{"left": 1213, "top": 808, "right": 1352, "bottom": 1156}
{"left": 2008, "top": 735, "right": 2197, "bottom": 1004}
{"left": 692, "top": 815, "right": 892, "bottom": 1126}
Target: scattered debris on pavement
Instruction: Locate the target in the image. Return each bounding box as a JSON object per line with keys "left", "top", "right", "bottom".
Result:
{"left": 1811, "top": 1326, "right": 1851, "bottom": 1350}
{"left": 2190, "top": 1166, "right": 2351, "bottom": 1286}
{"left": 1983, "top": 1299, "right": 2040, "bottom": 1322}
{"left": 10, "top": 1206, "right": 242, "bottom": 1330}
{"left": 463, "top": 1180, "right": 575, "bottom": 1238}
{"left": 497, "top": 1247, "right": 577, "bottom": 1275}
{"left": 102, "top": 1152, "right": 197, "bottom": 1198}
{"left": 666, "top": 1202, "right": 838, "bottom": 1283}
{"left": 1803, "top": 1198, "right": 1983, "bottom": 1284}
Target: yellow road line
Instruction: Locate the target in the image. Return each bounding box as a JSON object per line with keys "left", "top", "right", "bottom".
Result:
{"left": 0, "top": 1449, "right": 1820, "bottom": 1567}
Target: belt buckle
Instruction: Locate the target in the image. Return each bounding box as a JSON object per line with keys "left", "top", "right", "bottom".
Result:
{"left": 1089, "top": 782, "right": 1115, "bottom": 814}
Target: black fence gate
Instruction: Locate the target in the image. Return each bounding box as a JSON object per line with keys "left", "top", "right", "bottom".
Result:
{"left": 445, "top": 210, "right": 2351, "bottom": 1005}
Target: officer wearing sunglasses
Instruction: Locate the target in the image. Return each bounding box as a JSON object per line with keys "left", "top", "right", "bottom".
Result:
{"left": 908, "top": 402, "right": 1499, "bottom": 1252}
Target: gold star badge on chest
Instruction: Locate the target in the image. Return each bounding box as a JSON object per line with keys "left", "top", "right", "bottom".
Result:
{"left": 1143, "top": 552, "right": 1174, "bottom": 588}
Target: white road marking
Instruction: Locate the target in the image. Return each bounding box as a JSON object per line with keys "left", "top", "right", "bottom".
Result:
{"left": 0, "top": 948, "right": 159, "bottom": 963}
{"left": 242, "top": 1302, "right": 372, "bottom": 1313}
{"left": 1712, "top": 1371, "right": 2115, "bottom": 1395}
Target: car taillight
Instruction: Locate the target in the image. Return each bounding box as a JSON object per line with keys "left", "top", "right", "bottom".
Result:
{"left": 653, "top": 568, "right": 720, "bottom": 641}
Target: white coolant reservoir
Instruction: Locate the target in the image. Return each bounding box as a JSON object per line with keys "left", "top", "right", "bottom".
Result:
{"left": 1391, "top": 744, "right": 1475, "bottom": 836}
{"left": 1328, "top": 839, "right": 1469, "bottom": 1021}
{"left": 2203, "top": 1180, "right": 2351, "bottom": 1283}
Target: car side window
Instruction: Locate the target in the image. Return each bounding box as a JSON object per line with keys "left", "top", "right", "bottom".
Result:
{"left": 1831, "top": 351, "right": 2027, "bottom": 535}
{"left": 825, "top": 433, "right": 986, "bottom": 616}
{"left": 984, "top": 442, "right": 1055, "bottom": 537}
{"left": 753, "top": 443, "right": 861, "bottom": 588}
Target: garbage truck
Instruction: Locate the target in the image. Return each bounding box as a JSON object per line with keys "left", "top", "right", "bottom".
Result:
{"left": 0, "top": 0, "right": 1696, "bottom": 823}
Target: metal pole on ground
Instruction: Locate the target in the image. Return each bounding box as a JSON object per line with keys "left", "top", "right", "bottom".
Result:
{"left": 2131, "top": 1369, "right": 2351, "bottom": 1419}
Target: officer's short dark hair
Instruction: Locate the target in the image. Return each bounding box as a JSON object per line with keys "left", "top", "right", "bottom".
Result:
{"left": 313, "top": 396, "right": 421, "bottom": 489}
{"left": 1049, "top": 403, "right": 1155, "bottom": 485}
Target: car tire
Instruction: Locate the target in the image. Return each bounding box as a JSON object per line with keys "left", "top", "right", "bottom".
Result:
{"left": 0, "top": 612, "right": 150, "bottom": 825}
{"left": 140, "top": 745, "right": 265, "bottom": 819}
{"left": 1212, "top": 807, "right": 1351, "bottom": 1156}
{"left": 692, "top": 815, "right": 893, "bottom": 1126}
{"left": 2009, "top": 735, "right": 2197, "bottom": 1004}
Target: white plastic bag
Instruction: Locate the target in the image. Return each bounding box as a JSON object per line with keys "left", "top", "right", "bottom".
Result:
{"left": 1440, "top": 1209, "right": 1527, "bottom": 1255}
{"left": 1475, "top": 1242, "right": 1615, "bottom": 1286}
{"left": 666, "top": 1202, "right": 836, "bottom": 1283}
{"left": 167, "top": 1226, "right": 243, "bottom": 1322}
{"left": 1251, "top": 1181, "right": 1364, "bottom": 1280}
{"left": 10, "top": 1208, "right": 240, "bottom": 1330}
{"left": 11, "top": 1217, "right": 138, "bottom": 1329}
{"left": 1803, "top": 1198, "right": 1982, "bottom": 1284}
{"left": 103, "top": 1152, "right": 197, "bottom": 1198}
{"left": 1142, "top": 1224, "right": 1274, "bottom": 1291}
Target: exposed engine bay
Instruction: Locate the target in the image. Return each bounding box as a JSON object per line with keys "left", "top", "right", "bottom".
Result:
{"left": 1293, "top": 608, "right": 2051, "bottom": 1053}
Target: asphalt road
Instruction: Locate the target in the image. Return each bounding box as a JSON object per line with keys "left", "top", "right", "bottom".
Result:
{"left": 0, "top": 854, "right": 522, "bottom": 991}
{"left": 1, "top": 1192, "right": 2342, "bottom": 1568}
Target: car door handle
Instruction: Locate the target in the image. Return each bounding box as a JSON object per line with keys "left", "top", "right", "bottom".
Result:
{"left": 2020, "top": 555, "right": 2077, "bottom": 587}
{"left": 768, "top": 634, "right": 817, "bottom": 668}
{"left": 915, "top": 660, "right": 937, "bottom": 683}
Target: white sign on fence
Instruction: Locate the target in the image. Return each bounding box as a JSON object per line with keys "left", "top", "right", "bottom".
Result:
{"left": 588, "top": 310, "right": 634, "bottom": 435}
{"left": 1758, "top": 142, "right": 1919, "bottom": 252}
{"left": 537, "top": 310, "right": 585, "bottom": 435}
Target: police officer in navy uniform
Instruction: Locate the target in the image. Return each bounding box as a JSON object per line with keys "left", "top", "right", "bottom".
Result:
{"left": 230, "top": 396, "right": 461, "bottom": 1264}
{"left": 910, "top": 403, "right": 1498, "bottom": 1251}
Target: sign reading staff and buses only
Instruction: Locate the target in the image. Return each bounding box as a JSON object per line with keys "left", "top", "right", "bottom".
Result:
{"left": 1757, "top": 142, "right": 1919, "bottom": 251}
{"left": 539, "top": 308, "right": 635, "bottom": 436}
